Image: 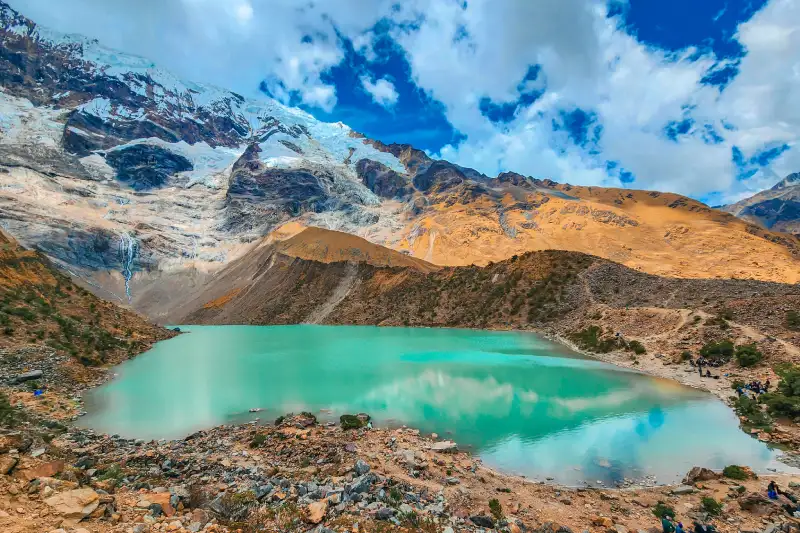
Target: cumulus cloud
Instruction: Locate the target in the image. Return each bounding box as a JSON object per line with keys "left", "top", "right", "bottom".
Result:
{"left": 359, "top": 75, "right": 399, "bottom": 108}
{"left": 9, "top": 0, "right": 800, "bottom": 201}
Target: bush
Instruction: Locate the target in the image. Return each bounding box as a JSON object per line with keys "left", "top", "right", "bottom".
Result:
{"left": 652, "top": 502, "right": 676, "bottom": 519}
{"left": 701, "top": 496, "right": 723, "bottom": 516}
{"left": 274, "top": 415, "right": 285, "bottom": 426}
{"left": 340, "top": 414, "right": 365, "bottom": 430}
{"left": 681, "top": 350, "right": 693, "bottom": 361}
{"left": 700, "top": 340, "right": 734, "bottom": 361}
{"left": 249, "top": 433, "right": 267, "bottom": 448}
{"left": 735, "top": 344, "right": 763, "bottom": 367}
{"left": 762, "top": 364, "right": 800, "bottom": 419}
{"left": 722, "top": 465, "right": 749, "bottom": 481}
{"left": 489, "top": 498, "right": 503, "bottom": 521}
{"left": 0, "top": 392, "right": 15, "bottom": 427}
{"left": 628, "top": 340, "right": 647, "bottom": 355}
{"left": 788, "top": 310, "right": 800, "bottom": 331}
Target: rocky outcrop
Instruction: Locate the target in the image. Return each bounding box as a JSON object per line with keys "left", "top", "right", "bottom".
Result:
{"left": 44, "top": 488, "right": 100, "bottom": 524}
{"left": 355, "top": 159, "right": 412, "bottom": 199}
{"left": 105, "top": 144, "right": 193, "bottom": 190}
{"left": 412, "top": 160, "right": 466, "bottom": 193}
{"left": 723, "top": 173, "right": 800, "bottom": 234}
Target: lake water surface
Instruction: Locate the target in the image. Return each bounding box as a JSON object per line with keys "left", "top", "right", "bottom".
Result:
{"left": 82, "top": 325, "right": 789, "bottom": 485}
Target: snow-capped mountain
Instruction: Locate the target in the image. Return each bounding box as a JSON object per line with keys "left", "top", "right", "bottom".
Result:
{"left": 1, "top": 0, "right": 798, "bottom": 319}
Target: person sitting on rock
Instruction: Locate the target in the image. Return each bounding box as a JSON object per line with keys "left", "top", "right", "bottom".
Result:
{"left": 768, "top": 480, "right": 779, "bottom": 500}
{"left": 676, "top": 522, "right": 686, "bottom": 533}
{"left": 662, "top": 516, "right": 676, "bottom": 533}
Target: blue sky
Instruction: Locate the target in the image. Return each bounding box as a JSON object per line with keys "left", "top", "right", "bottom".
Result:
{"left": 11, "top": 0, "right": 800, "bottom": 203}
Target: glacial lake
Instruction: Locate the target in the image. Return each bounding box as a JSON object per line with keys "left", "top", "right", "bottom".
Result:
{"left": 82, "top": 325, "right": 790, "bottom": 485}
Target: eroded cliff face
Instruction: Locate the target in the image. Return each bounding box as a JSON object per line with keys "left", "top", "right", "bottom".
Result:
{"left": 1, "top": 0, "right": 799, "bottom": 322}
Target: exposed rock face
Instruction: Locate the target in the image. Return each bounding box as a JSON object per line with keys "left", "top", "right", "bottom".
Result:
{"left": 105, "top": 144, "right": 193, "bottom": 190}
{"left": 412, "top": 161, "right": 466, "bottom": 193}
{"left": 44, "top": 488, "right": 100, "bottom": 524}
{"left": 355, "top": 158, "right": 412, "bottom": 199}
{"left": 723, "top": 172, "right": 800, "bottom": 234}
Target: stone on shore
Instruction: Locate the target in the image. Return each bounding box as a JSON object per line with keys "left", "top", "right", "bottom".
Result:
{"left": 430, "top": 440, "right": 458, "bottom": 453}
{"left": 44, "top": 488, "right": 100, "bottom": 524}
{"left": 12, "top": 370, "right": 43, "bottom": 384}
{"left": 683, "top": 467, "right": 720, "bottom": 485}
{"left": 305, "top": 500, "right": 328, "bottom": 524}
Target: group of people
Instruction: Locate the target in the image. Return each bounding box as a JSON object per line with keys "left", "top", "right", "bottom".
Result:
{"left": 693, "top": 358, "right": 719, "bottom": 379}
{"left": 661, "top": 517, "right": 716, "bottom": 533}
{"left": 735, "top": 379, "right": 771, "bottom": 397}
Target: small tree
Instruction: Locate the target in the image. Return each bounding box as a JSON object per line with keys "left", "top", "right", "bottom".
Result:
{"left": 489, "top": 499, "right": 503, "bottom": 521}
{"left": 652, "top": 502, "right": 676, "bottom": 519}
{"left": 735, "top": 344, "right": 763, "bottom": 367}
{"left": 722, "top": 465, "right": 749, "bottom": 481}
{"left": 788, "top": 310, "right": 800, "bottom": 331}
{"left": 700, "top": 340, "right": 734, "bottom": 361}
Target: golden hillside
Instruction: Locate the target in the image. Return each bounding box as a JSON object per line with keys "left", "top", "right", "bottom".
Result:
{"left": 274, "top": 226, "right": 439, "bottom": 273}
{"left": 376, "top": 185, "right": 800, "bottom": 284}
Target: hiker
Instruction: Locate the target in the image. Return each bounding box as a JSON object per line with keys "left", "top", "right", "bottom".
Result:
{"left": 662, "top": 515, "right": 676, "bottom": 533}
{"left": 693, "top": 522, "right": 717, "bottom": 533}
{"left": 768, "top": 480, "right": 779, "bottom": 500}
{"left": 676, "top": 522, "right": 686, "bottom": 533}
{"left": 705, "top": 369, "right": 712, "bottom": 378}
{"left": 698, "top": 359, "right": 703, "bottom": 377}
{"left": 765, "top": 379, "right": 771, "bottom": 392}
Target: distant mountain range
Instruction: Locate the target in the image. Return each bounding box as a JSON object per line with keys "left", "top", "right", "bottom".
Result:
{"left": 0, "top": 0, "right": 798, "bottom": 321}
{"left": 722, "top": 173, "right": 800, "bottom": 235}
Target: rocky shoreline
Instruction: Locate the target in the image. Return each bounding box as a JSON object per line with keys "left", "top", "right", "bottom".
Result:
{"left": 3, "top": 319, "right": 800, "bottom": 533}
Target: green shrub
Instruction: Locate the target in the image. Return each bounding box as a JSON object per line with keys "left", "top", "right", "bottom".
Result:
{"left": 340, "top": 414, "right": 365, "bottom": 430}
{"left": 735, "top": 344, "right": 763, "bottom": 367}
{"left": 681, "top": 350, "right": 693, "bottom": 361}
{"left": 788, "top": 310, "right": 800, "bottom": 331}
{"left": 722, "top": 465, "right": 748, "bottom": 480}
{"left": 700, "top": 340, "right": 734, "bottom": 361}
{"left": 628, "top": 340, "right": 647, "bottom": 355}
{"left": 0, "top": 392, "right": 15, "bottom": 427}
{"left": 274, "top": 415, "right": 285, "bottom": 426}
{"left": 652, "top": 502, "right": 676, "bottom": 519}
{"left": 489, "top": 498, "right": 503, "bottom": 521}
{"left": 249, "top": 433, "right": 267, "bottom": 448}
{"left": 762, "top": 364, "right": 800, "bottom": 419}
{"left": 701, "top": 496, "right": 723, "bottom": 516}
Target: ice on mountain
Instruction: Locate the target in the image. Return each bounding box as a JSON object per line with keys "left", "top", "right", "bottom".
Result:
{"left": 0, "top": 91, "right": 64, "bottom": 148}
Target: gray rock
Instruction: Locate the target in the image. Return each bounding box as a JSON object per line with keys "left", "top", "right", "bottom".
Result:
{"left": 12, "top": 370, "right": 43, "bottom": 384}
{"left": 187, "top": 523, "right": 202, "bottom": 533}
{"left": 132, "top": 525, "right": 148, "bottom": 533}
{"left": 346, "top": 473, "right": 375, "bottom": 495}
{"left": 148, "top": 503, "right": 163, "bottom": 517}
{"left": 446, "top": 477, "right": 460, "bottom": 485}
{"left": 670, "top": 485, "right": 695, "bottom": 495}
{"left": 375, "top": 507, "right": 395, "bottom": 520}
{"left": 354, "top": 459, "right": 370, "bottom": 476}
{"left": 470, "top": 515, "right": 495, "bottom": 528}
{"left": 399, "top": 503, "right": 414, "bottom": 515}
{"left": 255, "top": 484, "right": 273, "bottom": 500}
{"left": 430, "top": 440, "right": 458, "bottom": 453}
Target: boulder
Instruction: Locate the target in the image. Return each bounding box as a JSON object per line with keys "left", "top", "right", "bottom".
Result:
{"left": 670, "top": 485, "right": 695, "bottom": 495}
{"left": 738, "top": 492, "right": 779, "bottom": 515}
{"left": 12, "top": 370, "right": 43, "bottom": 384}
{"left": 375, "top": 507, "right": 395, "bottom": 520}
{"left": 346, "top": 473, "right": 375, "bottom": 494}
{"left": 0, "top": 455, "right": 18, "bottom": 475}
{"left": 683, "top": 467, "right": 720, "bottom": 485}
{"left": 430, "top": 441, "right": 458, "bottom": 453}
{"left": 15, "top": 460, "right": 64, "bottom": 481}
{"left": 354, "top": 459, "right": 370, "bottom": 476}
{"left": 143, "top": 492, "right": 174, "bottom": 516}
{"left": 44, "top": 488, "right": 100, "bottom": 524}
{"left": 592, "top": 516, "right": 614, "bottom": 528}
{"left": 470, "top": 515, "right": 496, "bottom": 528}
{"left": 305, "top": 500, "right": 328, "bottom": 524}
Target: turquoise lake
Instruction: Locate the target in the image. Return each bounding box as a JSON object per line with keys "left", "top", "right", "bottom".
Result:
{"left": 81, "top": 325, "right": 790, "bottom": 485}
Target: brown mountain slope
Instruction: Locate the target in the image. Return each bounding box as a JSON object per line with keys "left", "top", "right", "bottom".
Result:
{"left": 274, "top": 226, "right": 438, "bottom": 272}
{"left": 722, "top": 172, "right": 800, "bottom": 234}
{"left": 0, "top": 230, "right": 171, "bottom": 368}
{"left": 372, "top": 183, "right": 800, "bottom": 283}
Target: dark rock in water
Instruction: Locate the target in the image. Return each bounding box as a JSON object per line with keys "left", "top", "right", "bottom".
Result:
{"left": 172, "top": 327, "right": 181, "bottom": 332}
{"left": 375, "top": 507, "right": 395, "bottom": 520}
{"left": 470, "top": 515, "right": 496, "bottom": 528}
{"left": 105, "top": 144, "right": 193, "bottom": 190}
{"left": 12, "top": 370, "right": 43, "bottom": 384}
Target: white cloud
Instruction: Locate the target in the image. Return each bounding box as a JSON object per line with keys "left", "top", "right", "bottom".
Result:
{"left": 234, "top": 2, "right": 253, "bottom": 24}
{"left": 360, "top": 75, "right": 399, "bottom": 108}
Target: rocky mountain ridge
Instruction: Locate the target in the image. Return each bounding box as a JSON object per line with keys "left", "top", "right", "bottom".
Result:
{"left": 0, "top": 0, "right": 799, "bottom": 321}
{"left": 723, "top": 173, "right": 800, "bottom": 235}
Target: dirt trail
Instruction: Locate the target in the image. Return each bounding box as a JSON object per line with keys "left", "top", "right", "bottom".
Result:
{"left": 304, "top": 262, "right": 359, "bottom": 324}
